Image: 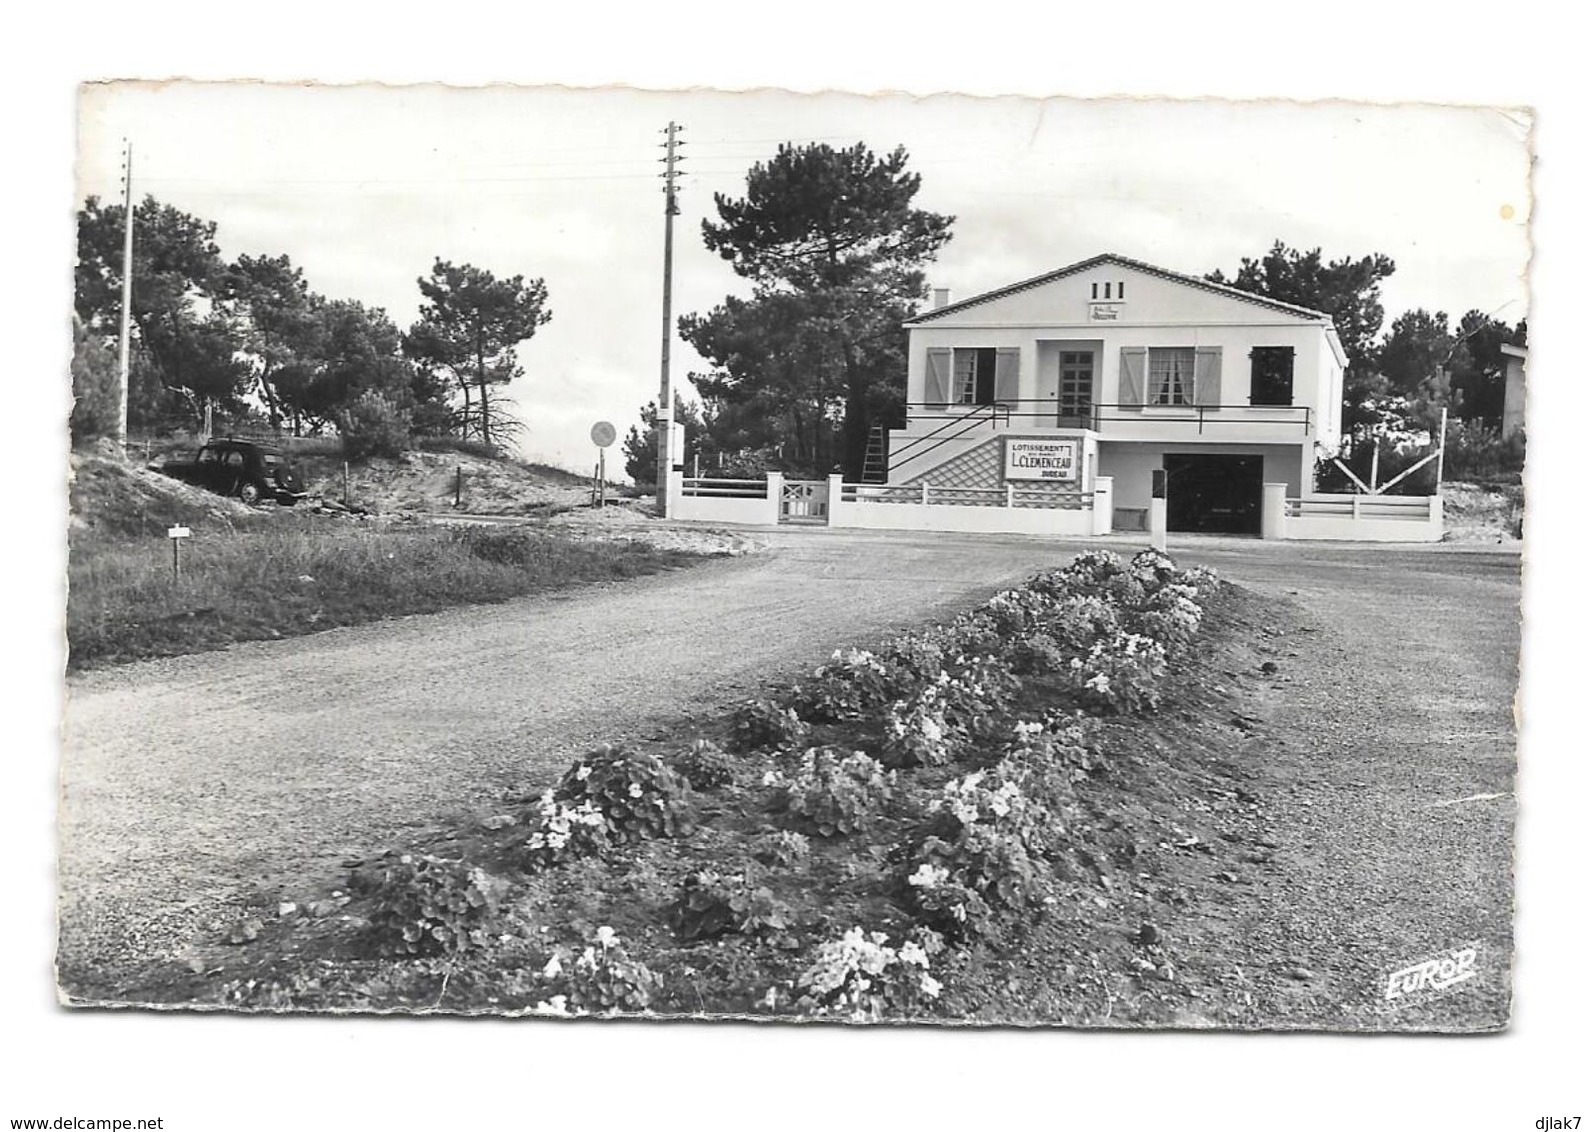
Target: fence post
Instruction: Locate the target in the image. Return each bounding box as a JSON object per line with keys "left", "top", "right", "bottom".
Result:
{"left": 1261, "top": 483, "right": 1288, "bottom": 541}
{"left": 766, "top": 471, "right": 784, "bottom": 525}
{"left": 921, "top": 482, "right": 930, "bottom": 506}
{"left": 1005, "top": 484, "right": 1014, "bottom": 508}
{"left": 1352, "top": 494, "right": 1361, "bottom": 520}
{"left": 826, "top": 473, "right": 843, "bottom": 527}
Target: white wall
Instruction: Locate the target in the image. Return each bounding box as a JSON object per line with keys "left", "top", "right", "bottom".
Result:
{"left": 828, "top": 497, "right": 1098, "bottom": 536}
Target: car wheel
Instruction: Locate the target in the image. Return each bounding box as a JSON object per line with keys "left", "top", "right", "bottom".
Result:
{"left": 239, "top": 482, "right": 262, "bottom": 505}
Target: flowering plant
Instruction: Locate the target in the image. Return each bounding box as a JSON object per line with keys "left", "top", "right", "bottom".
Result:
{"left": 790, "top": 926, "right": 945, "bottom": 1021}
{"left": 1122, "top": 582, "right": 1204, "bottom": 651}
{"left": 668, "top": 738, "right": 738, "bottom": 791}
{"left": 666, "top": 868, "right": 791, "bottom": 942}
{"left": 351, "top": 851, "right": 510, "bottom": 956}
{"left": 749, "top": 829, "right": 812, "bottom": 868}
{"left": 1068, "top": 631, "right": 1168, "bottom": 714}
{"left": 534, "top": 927, "right": 661, "bottom": 1016}
{"left": 730, "top": 697, "right": 810, "bottom": 753}
{"left": 555, "top": 744, "right": 694, "bottom": 842}
{"left": 524, "top": 789, "right": 610, "bottom": 870}
{"left": 764, "top": 747, "right": 892, "bottom": 838}
{"left": 793, "top": 647, "right": 897, "bottom": 722}
{"left": 901, "top": 769, "right": 1050, "bottom": 941}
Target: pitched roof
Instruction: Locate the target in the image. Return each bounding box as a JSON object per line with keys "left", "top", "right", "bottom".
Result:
{"left": 906, "top": 252, "right": 1336, "bottom": 325}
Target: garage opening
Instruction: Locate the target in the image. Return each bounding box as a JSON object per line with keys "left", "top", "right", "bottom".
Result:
{"left": 1164, "top": 454, "right": 1263, "bottom": 535}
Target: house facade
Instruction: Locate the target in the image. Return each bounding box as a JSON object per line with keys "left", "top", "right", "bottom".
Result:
{"left": 889, "top": 253, "right": 1348, "bottom": 536}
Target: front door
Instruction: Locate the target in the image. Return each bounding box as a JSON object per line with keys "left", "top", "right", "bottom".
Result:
{"left": 1058, "top": 350, "right": 1094, "bottom": 427}
{"left": 1164, "top": 454, "right": 1263, "bottom": 535}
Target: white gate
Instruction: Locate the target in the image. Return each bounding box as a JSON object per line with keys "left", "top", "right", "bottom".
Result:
{"left": 779, "top": 479, "right": 829, "bottom": 524}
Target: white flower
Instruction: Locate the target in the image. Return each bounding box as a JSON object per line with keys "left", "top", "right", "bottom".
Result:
{"left": 534, "top": 995, "right": 570, "bottom": 1016}
{"left": 920, "top": 973, "right": 943, "bottom": 998}
{"left": 575, "top": 764, "right": 592, "bottom": 781}
{"left": 908, "top": 863, "right": 949, "bottom": 889}
{"left": 627, "top": 782, "right": 644, "bottom": 799}
{"left": 542, "top": 954, "right": 563, "bottom": 979}
{"left": 596, "top": 925, "right": 617, "bottom": 949}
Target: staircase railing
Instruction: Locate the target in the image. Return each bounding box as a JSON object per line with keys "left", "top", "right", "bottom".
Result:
{"left": 886, "top": 402, "right": 1010, "bottom": 475}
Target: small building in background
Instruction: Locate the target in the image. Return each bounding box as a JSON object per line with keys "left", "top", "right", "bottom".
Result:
{"left": 1500, "top": 343, "right": 1527, "bottom": 439}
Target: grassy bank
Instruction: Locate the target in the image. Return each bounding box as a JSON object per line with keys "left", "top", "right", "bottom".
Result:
{"left": 67, "top": 519, "right": 702, "bottom": 670}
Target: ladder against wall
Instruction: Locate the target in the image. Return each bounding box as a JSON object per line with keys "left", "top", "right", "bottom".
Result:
{"left": 861, "top": 423, "right": 889, "bottom": 484}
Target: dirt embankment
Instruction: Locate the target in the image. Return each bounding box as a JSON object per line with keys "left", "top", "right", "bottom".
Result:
{"left": 303, "top": 450, "right": 602, "bottom": 517}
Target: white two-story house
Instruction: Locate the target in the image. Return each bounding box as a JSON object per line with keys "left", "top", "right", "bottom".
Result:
{"left": 888, "top": 252, "right": 1347, "bottom": 536}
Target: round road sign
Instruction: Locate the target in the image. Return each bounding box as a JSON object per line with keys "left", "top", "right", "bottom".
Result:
{"left": 590, "top": 420, "right": 617, "bottom": 448}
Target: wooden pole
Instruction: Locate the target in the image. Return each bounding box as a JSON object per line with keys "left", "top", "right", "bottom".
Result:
{"left": 455, "top": 465, "right": 462, "bottom": 509}
{"left": 1369, "top": 441, "right": 1380, "bottom": 494}
{"left": 172, "top": 536, "right": 180, "bottom": 583}
{"left": 116, "top": 141, "right": 134, "bottom": 450}
{"left": 342, "top": 461, "right": 350, "bottom": 507}
{"left": 599, "top": 449, "right": 607, "bottom": 508}
{"left": 655, "top": 121, "right": 683, "bottom": 516}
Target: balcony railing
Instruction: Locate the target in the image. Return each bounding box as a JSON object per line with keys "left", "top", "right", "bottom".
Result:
{"left": 901, "top": 400, "right": 1313, "bottom": 435}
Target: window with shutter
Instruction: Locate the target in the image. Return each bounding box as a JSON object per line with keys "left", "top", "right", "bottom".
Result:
{"left": 1248, "top": 347, "right": 1294, "bottom": 406}
{"left": 1148, "top": 348, "right": 1195, "bottom": 405}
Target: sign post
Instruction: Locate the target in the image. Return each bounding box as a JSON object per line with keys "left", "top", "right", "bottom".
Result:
{"left": 167, "top": 525, "right": 191, "bottom": 582}
{"left": 590, "top": 421, "right": 617, "bottom": 509}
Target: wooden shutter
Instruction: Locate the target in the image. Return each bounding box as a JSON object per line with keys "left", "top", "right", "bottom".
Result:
{"left": 1119, "top": 348, "right": 1147, "bottom": 407}
{"left": 924, "top": 348, "right": 952, "bottom": 406}
{"left": 993, "top": 348, "right": 1020, "bottom": 405}
{"left": 1194, "top": 347, "right": 1222, "bottom": 406}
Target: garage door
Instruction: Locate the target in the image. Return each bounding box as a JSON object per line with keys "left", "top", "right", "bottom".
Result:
{"left": 1164, "top": 454, "right": 1263, "bottom": 535}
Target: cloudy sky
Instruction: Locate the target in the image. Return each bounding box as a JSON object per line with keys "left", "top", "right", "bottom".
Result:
{"left": 77, "top": 84, "right": 1531, "bottom": 471}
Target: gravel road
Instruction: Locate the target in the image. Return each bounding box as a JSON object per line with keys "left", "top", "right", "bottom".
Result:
{"left": 58, "top": 530, "right": 1520, "bottom": 1023}
{"left": 1168, "top": 538, "right": 1520, "bottom": 1029}
{"left": 58, "top": 528, "right": 1098, "bottom": 999}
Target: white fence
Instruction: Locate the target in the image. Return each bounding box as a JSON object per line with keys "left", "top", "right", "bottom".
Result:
{"left": 1264, "top": 485, "right": 1443, "bottom": 542}
{"left": 667, "top": 472, "right": 1112, "bottom": 536}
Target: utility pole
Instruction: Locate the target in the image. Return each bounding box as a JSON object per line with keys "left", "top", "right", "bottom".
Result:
{"left": 116, "top": 140, "right": 135, "bottom": 450}
{"left": 655, "top": 121, "right": 684, "bottom": 515}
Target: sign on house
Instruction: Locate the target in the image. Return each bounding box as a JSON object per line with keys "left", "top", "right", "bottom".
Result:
{"left": 1005, "top": 438, "right": 1079, "bottom": 482}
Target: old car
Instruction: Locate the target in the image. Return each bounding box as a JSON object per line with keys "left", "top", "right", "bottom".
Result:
{"left": 157, "top": 438, "right": 311, "bottom": 505}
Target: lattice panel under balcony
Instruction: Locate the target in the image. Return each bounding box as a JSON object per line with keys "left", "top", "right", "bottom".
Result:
{"left": 903, "top": 437, "right": 1003, "bottom": 490}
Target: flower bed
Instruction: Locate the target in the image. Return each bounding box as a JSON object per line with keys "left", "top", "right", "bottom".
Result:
{"left": 215, "top": 549, "right": 1237, "bottom": 1022}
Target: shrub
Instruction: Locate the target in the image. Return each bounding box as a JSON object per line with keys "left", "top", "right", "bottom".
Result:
{"left": 555, "top": 745, "right": 694, "bottom": 842}
{"left": 730, "top": 698, "right": 810, "bottom": 754}
{"left": 666, "top": 869, "right": 791, "bottom": 942}
{"left": 338, "top": 390, "right": 412, "bottom": 461}
{"left": 764, "top": 748, "right": 893, "bottom": 838}
{"left": 749, "top": 829, "right": 812, "bottom": 868}
{"left": 1068, "top": 631, "right": 1168, "bottom": 714}
{"left": 789, "top": 926, "right": 944, "bottom": 1021}
{"left": 535, "top": 927, "right": 661, "bottom": 1016}
{"left": 350, "top": 851, "right": 509, "bottom": 956}
{"left": 668, "top": 738, "right": 738, "bottom": 791}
